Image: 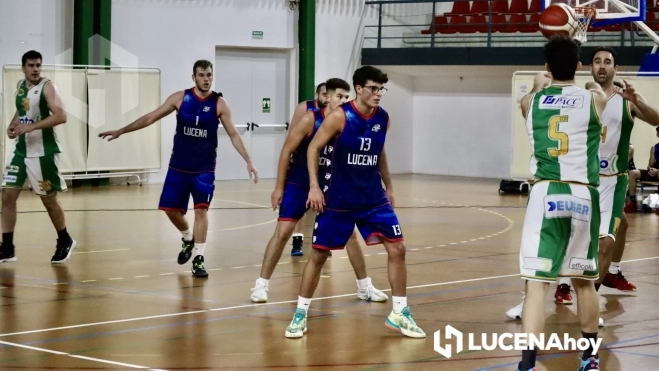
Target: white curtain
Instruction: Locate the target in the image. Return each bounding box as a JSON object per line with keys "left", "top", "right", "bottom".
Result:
{"left": 86, "top": 70, "right": 161, "bottom": 171}
{"left": 2, "top": 66, "right": 87, "bottom": 172}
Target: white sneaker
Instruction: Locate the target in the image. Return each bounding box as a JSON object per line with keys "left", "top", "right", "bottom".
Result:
{"left": 250, "top": 280, "right": 268, "bottom": 303}
{"left": 599, "top": 317, "right": 604, "bottom": 327}
{"left": 506, "top": 296, "right": 525, "bottom": 320}
{"left": 356, "top": 278, "right": 389, "bottom": 302}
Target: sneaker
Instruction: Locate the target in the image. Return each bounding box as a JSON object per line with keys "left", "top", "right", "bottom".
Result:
{"left": 356, "top": 278, "right": 389, "bottom": 302}
{"left": 251, "top": 280, "right": 269, "bottom": 303}
{"left": 385, "top": 307, "right": 426, "bottom": 338}
{"left": 191, "top": 255, "right": 208, "bottom": 277}
{"left": 291, "top": 235, "right": 303, "bottom": 256}
{"left": 515, "top": 364, "right": 537, "bottom": 371}
{"left": 506, "top": 296, "right": 525, "bottom": 320}
{"left": 599, "top": 317, "right": 604, "bottom": 327}
{"left": 285, "top": 308, "right": 307, "bottom": 338}
{"left": 602, "top": 271, "right": 637, "bottom": 292}
{"left": 178, "top": 238, "right": 195, "bottom": 264}
{"left": 623, "top": 201, "right": 637, "bottom": 213}
{"left": 579, "top": 356, "right": 599, "bottom": 370}
{"left": 555, "top": 283, "right": 574, "bottom": 304}
{"left": 0, "top": 243, "right": 16, "bottom": 263}
{"left": 51, "top": 239, "right": 76, "bottom": 264}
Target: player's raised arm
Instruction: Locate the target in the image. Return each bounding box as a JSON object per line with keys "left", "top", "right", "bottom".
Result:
{"left": 12, "top": 82, "right": 67, "bottom": 137}
{"left": 521, "top": 72, "right": 552, "bottom": 119}
{"left": 99, "top": 91, "right": 182, "bottom": 141}
{"left": 588, "top": 83, "right": 608, "bottom": 119}
{"left": 615, "top": 80, "right": 659, "bottom": 126}
{"left": 306, "top": 108, "right": 345, "bottom": 212}
{"left": 271, "top": 111, "right": 315, "bottom": 210}
{"left": 217, "top": 97, "right": 258, "bottom": 184}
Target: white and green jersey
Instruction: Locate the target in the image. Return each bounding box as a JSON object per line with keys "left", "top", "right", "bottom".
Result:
{"left": 598, "top": 93, "right": 634, "bottom": 175}
{"left": 526, "top": 84, "right": 601, "bottom": 187}
{"left": 14, "top": 78, "right": 62, "bottom": 157}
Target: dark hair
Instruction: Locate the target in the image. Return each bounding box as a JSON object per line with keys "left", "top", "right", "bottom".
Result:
{"left": 315, "top": 82, "right": 326, "bottom": 94}
{"left": 22, "top": 50, "right": 42, "bottom": 66}
{"left": 193, "top": 60, "right": 213, "bottom": 74}
{"left": 544, "top": 35, "right": 580, "bottom": 81}
{"left": 591, "top": 46, "right": 617, "bottom": 66}
{"left": 325, "top": 78, "right": 351, "bottom": 93}
{"left": 352, "top": 66, "right": 388, "bottom": 89}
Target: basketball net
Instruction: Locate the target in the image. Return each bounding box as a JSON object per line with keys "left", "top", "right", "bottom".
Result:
{"left": 573, "top": 6, "right": 597, "bottom": 43}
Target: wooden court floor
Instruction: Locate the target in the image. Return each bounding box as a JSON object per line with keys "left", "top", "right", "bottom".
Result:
{"left": 0, "top": 175, "right": 657, "bottom": 370}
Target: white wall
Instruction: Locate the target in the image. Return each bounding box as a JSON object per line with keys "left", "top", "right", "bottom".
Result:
{"left": 112, "top": 0, "right": 296, "bottom": 183}
{"left": 381, "top": 72, "right": 414, "bottom": 174}
{"left": 0, "top": 0, "right": 73, "bottom": 116}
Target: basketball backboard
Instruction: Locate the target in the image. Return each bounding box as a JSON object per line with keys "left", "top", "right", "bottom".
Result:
{"left": 543, "top": 0, "right": 646, "bottom": 26}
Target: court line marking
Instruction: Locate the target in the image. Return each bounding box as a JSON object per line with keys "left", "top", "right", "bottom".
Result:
{"left": 3, "top": 255, "right": 656, "bottom": 338}
{"left": 72, "top": 248, "right": 131, "bottom": 254}
{"left": 0, "top": 340, "right": 161, "bottom": 370}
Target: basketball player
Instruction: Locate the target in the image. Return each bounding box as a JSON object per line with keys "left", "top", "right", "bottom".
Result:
{"left": 0, "top": 50, "right": 76, "bottom": 264}
{"left": 515, "top": 36, "right": 606, "bottom": 371}
{"left": 99, "top": 60, "right": 258, "bottom": 277}
{"left": 250, "top": 78, "right": 387, "bottom": 303}
{"left": 284, "top": 66, "right": 425, "bottom": 339}
{"left": 287, "top": 82, "right": 329, "bottom": 256}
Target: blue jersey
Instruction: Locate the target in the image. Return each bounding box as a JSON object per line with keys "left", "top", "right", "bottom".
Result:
{"left": 169, "top": 89, "right": 221, "bottom": 173}
{"left": 306, "top": 100, "right": 317, "bottom": 111}
{"left": 323, "top": 101, "right": 389, "bottom": 211}
{"left": 286, "top": 108, "right": 326, "bottom": 187}
{"left": 654, "top": 144, "right": 659, "bottom": 168}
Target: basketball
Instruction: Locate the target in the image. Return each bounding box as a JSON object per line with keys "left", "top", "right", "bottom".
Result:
{"left": 538, "top": 3, "right": 579, "bottom": 39}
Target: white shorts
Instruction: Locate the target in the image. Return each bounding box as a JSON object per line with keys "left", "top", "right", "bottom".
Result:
{"left": 519, "top": 181, "right": 600, "bottom": 282}
{"left": 598, "top": 174, "right": 628, "bottom": 240}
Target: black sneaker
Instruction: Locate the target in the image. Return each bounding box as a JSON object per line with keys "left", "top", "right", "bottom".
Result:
{"left": 191, "top": 255, "right": 208, "bottom": 277}
{"left": 51, "top": 238, "right": 76, "bottom": 264}
{"left": 0, "top": 243, "right": 16, "bottom": 263}
{"left": 178, "top": 238, "right": 195, "bottom": 265}
{"left": 291, "top": 236, "right": 303, "bottom": 256}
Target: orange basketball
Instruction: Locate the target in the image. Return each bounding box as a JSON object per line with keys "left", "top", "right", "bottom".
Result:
{"left": 539, "top": 4, "right": 579, "bottom": 39}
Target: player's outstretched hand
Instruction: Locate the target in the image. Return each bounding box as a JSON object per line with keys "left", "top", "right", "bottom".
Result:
{"left": 532, "top": 72, "right": 552, "bottom": 90}
{"left": 306, "top": 186, "right": 325, "bottom": 213}
{"left": 247, "top": 163, "right": 259, "bottom": 184}
{"left": 615, "top": 80, "right": 638, "bottom": 104}
{"left": 7, "top": 123, "right": 18, "bottom": 139}
{"left": 271, "top": 186, "right": 283, "bottom": 211}
{"left": 98, "top": 130, "right": 122, "bottom": 141}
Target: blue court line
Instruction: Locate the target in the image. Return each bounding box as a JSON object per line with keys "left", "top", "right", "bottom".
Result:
{"left": 610, "top": 349, "right": 659, "bottom": 359}
{"left": 473, "top": 333, "right": 659, "bottom": 371}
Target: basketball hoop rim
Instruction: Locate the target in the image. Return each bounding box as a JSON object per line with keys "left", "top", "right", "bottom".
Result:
{"left": 573, "top": 5, "right": 598, "bottom": 20}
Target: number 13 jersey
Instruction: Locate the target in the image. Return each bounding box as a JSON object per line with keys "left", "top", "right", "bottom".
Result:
{"left": 323, "top": 101, "right": 390, "bottom": 211}
{"left": 526, "top": 84, "right": 601, "bottom": 187}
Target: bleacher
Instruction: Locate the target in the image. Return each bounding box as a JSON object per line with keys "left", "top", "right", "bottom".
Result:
{"left": 402, "top": 0, "right": 659, "bottom": 47}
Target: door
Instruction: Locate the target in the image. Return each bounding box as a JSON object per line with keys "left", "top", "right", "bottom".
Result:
{"left": 214, "top": 48, "right": 290, "bottom": 181}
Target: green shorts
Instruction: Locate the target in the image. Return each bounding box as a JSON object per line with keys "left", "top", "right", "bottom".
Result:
{"left": 598, "top": 173, "right": 628, "bottom": 240}
{"left": 519, "top": 181, "right": 600, "bottom": 282}
{"left": 2, "top": 154, "right": 67, "bottom": 196}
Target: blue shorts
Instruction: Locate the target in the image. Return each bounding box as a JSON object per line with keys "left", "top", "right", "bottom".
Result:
{"left": 312, "top": 203, "right": 404, "bottom": 250}
{"left": 158, "top": 168, "right": 215, "bottom": 214}
{"left": 278, "top": 183, "right": 309, "bottom": 221}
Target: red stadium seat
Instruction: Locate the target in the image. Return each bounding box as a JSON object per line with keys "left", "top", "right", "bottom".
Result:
{"left": 445, "top": 1, "right": 471, "bottom": 16}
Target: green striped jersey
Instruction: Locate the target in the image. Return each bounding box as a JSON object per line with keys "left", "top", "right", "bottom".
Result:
{"left": 598, "top": 93, "right": 634, "bottom": 175}
{"left": 14, "top": 78, "right": 62, "bottom": 157}
{"left": 526, "top": 85, "right": 601, "bottom": 186}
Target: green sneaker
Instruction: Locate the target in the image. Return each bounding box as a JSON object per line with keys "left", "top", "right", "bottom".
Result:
{"left": 385, "top": 307, "right": 426, "bottom": 338}
{"left": 177, "top": 238, "right": 194, "bottom": 265}
{"left": 285, "top": 308, "right": 307, "bottom": 338}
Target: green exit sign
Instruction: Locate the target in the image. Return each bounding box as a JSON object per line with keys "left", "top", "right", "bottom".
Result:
{"left": 262, "top": 98, "right": 271, "bottom": 113}
{"left": 252, "top": 31, "right": 263, "bottom": 39}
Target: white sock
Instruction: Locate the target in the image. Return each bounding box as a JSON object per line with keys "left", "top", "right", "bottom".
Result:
{"left": 194, "top": 243, "right": 206, "bottom": 257}
{"left": 292, "top": 233, "right": 304, "bottom": 238}
{"left": 392, "top": 296, "right": 407, "bottom": 313}
{"left": 558, "top": 277, "right": 571, "bottom": 285}
{"left": 256, "top": 277, "right": 269, "bottom": 287}
{"left": 181, "top": 228, "right": 193, "bottom": 241}
{"left": 357, "top": 277, "right": 370, "bottom": 291}
{"left": 297, "top": 296, "right": 311, "bottom": 313}
{"left": 609, "top": 262, "right": 621, "bottom": 274}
